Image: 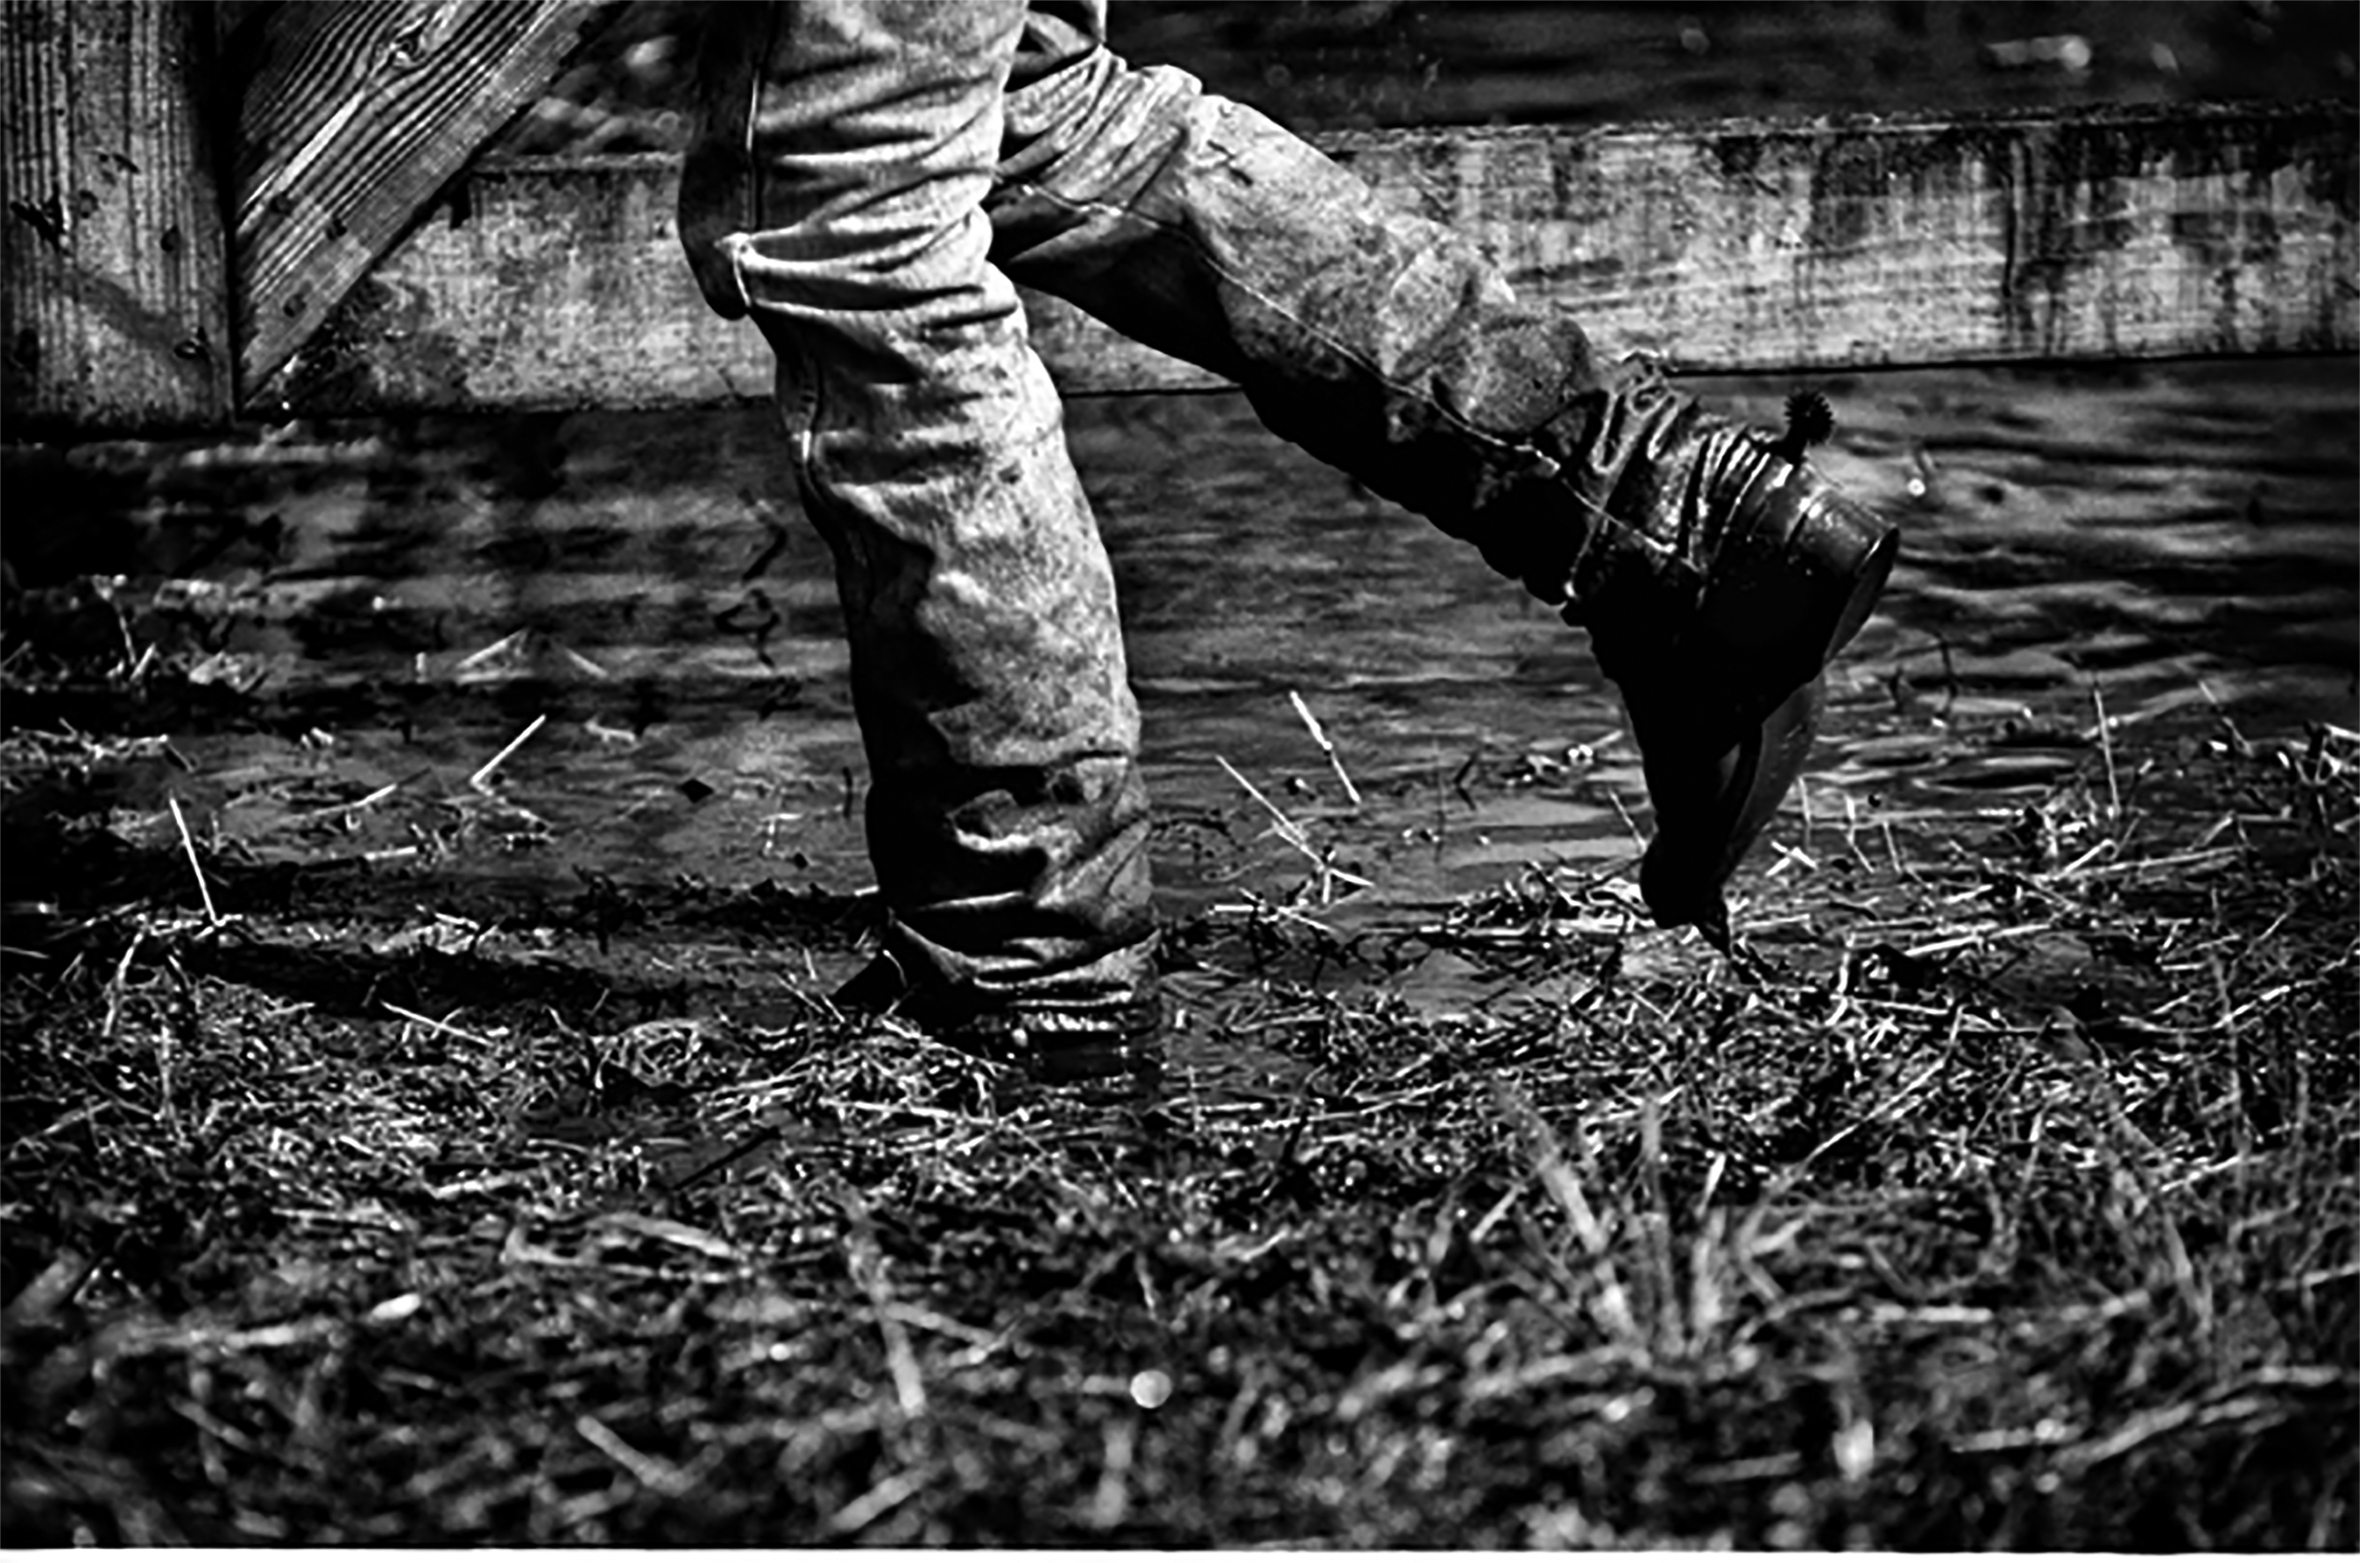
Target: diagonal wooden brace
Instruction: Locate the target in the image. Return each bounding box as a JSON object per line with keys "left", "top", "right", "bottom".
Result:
{"left": 230, "top": 0, "right": 601, "bottom": 406}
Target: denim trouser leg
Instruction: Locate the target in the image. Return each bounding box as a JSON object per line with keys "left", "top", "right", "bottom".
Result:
{"left": 679, "top": 0, "right": 1154, "bottom": 998}
{"left": 679, "top": 4, "right": 1686, "bottom": 998}
{"left": 986, "top": 36, "right": 1680, "bottom": 610}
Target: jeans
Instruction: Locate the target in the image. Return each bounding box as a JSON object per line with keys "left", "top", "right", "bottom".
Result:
{"left": 678, "top": 0, "right": 1659, "bottom": 1000}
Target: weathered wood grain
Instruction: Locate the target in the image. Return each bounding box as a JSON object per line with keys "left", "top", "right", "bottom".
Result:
{"left": 253, "top": 98, "right": 2355, "bottom": 419}
{"left": 1333, "top": 100, "right": 2358, "bottom": 369}
{"left": 231, "top": 0, "right": 597, "bottom": 397}
{"left": 1, "top": 0, "right": 231, "bottom": 434}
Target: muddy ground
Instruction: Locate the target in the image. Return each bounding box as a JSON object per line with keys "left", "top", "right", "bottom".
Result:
{"left": 1, "top": 688, "right": 2352, "bottom": 1546}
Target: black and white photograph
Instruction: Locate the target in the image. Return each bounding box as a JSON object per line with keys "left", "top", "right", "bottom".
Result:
{"left": 2, "top": 0, "right": 2354, "bottom": 1546}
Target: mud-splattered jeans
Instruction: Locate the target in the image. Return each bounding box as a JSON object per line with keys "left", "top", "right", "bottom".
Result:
{"left": 678, "top": 0, "right": 1658, "bottom": 1000}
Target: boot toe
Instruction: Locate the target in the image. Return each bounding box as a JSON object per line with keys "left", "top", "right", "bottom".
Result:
{"left": 1638, "top": 677, "right": 1823, "bottom": 930}
{"left": 832, "top": 952, "right": 1164, "bottom": 1085}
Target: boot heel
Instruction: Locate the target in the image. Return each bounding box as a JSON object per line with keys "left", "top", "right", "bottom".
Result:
{"left": 1696, "top": 457, "right": 1899, "bottom": 702}
{"left": 1800, "top": 487, "right": 1900, "bottom": 656}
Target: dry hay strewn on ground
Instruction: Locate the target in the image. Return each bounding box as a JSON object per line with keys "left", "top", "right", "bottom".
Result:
{"left": 2, "top": 711, "right": 2354, "bottom": 1547}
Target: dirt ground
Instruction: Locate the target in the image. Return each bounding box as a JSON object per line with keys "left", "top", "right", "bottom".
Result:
{"left": 1, "top": 699, "right": 2354, "bottom": 1545}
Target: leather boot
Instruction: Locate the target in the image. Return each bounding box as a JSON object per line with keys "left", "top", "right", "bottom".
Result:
{"left": 1534, "top": 379, "right": 1897, "bottom": 933}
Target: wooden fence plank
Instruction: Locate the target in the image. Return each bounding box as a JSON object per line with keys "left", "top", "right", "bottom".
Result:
{"left": 239, "top": 97, "right": 2357, "bottom": 418}
{"left": 230, "top": 0, "right": 598, "bottom": 398}
{"left": 2, "top": 1, "right": 231, "bottom": 434}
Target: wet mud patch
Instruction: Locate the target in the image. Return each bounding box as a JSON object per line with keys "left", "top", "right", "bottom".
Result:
{"left": 5, "top": 361, "right": 2352, "bottom": 992}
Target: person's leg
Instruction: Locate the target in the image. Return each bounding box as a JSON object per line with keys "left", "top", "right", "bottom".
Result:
{"left": 986, "top": 20, "right": 1898, "bottom": 936}
{"left": 677, "top": 0, "right": 1157, "bottom": 1071}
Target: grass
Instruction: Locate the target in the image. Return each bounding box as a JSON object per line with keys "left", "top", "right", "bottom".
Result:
{"left": 2, "top": 703, "right": 2354, "bottom": 1547}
